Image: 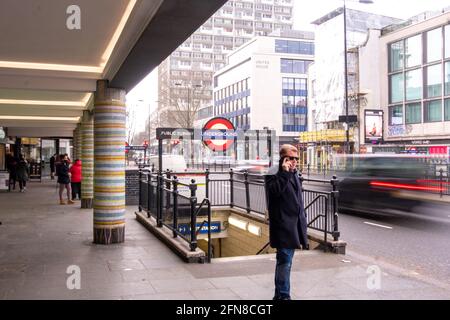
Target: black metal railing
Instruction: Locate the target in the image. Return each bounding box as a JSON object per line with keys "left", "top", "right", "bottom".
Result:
{"left": 205, "top": 169, "right": 340, "bottom": 244}
{"left": 206, "top": 169, "right": 267, "bottom": 217}
{"left": 138, "top": 167, "right": 341, "bottom": 258}
{"left": 138, "top": 168, "right": 213, "bottom": 263}
{"left": 423, "top": 165, "right": 450, "bottom": 197}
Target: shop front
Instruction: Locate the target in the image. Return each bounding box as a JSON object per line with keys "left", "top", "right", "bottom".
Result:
{"left": 299, "top": 129, "right": 355, "bottom": 171}
{"left": 373, "top": 139, "right": 450, "bottom": 159}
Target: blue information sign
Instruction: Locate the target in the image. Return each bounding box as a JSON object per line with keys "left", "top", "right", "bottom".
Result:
{"left": 178, "top": 222, "right": 221, "bottom": 235}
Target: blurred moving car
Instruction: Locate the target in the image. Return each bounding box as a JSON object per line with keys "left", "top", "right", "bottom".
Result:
{"left": 338, "top": 154, "right": 442, "bottom": 214}
{"left": 233, "top": 159, "right": 271, "bottom": 183}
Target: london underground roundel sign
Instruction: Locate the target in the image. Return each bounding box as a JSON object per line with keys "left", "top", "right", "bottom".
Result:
{"left": 202, "top": 117, "right": 235, "bottom": 152}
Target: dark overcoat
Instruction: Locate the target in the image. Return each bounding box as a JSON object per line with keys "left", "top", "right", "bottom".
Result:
{"left": 265, "top": 167, "right": 308, "bottom": 249}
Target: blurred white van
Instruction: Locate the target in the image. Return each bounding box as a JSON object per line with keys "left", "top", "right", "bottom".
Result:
{"left": 149, "top": 154, "right": 187, "bottom": 172}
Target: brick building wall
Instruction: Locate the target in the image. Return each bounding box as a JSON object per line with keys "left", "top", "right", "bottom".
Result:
{"left": 125, "top": 169, "right": 139, "bottom": 205}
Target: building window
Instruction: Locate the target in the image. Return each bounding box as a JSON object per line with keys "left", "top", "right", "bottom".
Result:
{"left": 426, "top": 64, "right": 442, "bottom": 98}
{"left": 280, "top": 59, "right": 311, "bottom": 74}
{"left": 445, "top": 25, "right": 450, "bottom": 59}
{"left": 282, "top": 77, "right": 307, "bottom": 131}
{"left": 390, "top": 73, "right": 404, "bottom": 103}
{"left": 426, "top": 27, "right": 442, "bottom": 63}
{"left": 445, "top": 61, "right": 450, "bottom": 95}
{"left": 405, "top": 102, "right": 421, "bottom": 124}
{"left": 405, "top": 34, "right": 422, "bottom": 68}
{"left": 389, "top": 105, "right": 403, "bottom": 125}
{"left": 389, "top": 40, "right": 403, "bottom": 72}
{"left": 275, "top": 40, "right": 314, "bottom": 55}
{"left": 445, "top": 98, "right": 450, "bottom": 121}
{"left": 405, "top": 68, "right": 422, "bottom": 101}
{"left": 424, "top": 100, "right": 442, "bottom": 122}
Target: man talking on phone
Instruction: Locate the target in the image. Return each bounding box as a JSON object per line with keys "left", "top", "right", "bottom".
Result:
{"left": 265, "top": 144, "right": 308, "bottom": 300}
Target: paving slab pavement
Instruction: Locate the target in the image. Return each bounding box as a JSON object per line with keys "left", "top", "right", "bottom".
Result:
{"left": 0, "top": 179, "right": 449, "bottom": 300}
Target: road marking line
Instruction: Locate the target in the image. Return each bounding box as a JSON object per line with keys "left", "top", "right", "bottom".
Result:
{"left": 363, "top": 222, "right": 393, "bottom": 229}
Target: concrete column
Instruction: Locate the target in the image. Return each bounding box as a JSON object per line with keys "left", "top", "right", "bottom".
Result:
{"left": 93, "top": 80, "right": 126, "bottom": 244}
{"left": 81, "top": 110, "right": 94, "bottom": 209}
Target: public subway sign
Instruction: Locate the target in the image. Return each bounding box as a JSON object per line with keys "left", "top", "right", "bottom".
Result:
{"left": 177, "top": 222, "right": 221, "bottom": 235}
{"left": 156, "top": 120, "right": 274, "bottom": 152}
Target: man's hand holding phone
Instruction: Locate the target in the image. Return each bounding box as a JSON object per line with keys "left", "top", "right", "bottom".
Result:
{"left": 281, "top": 157, "right": 291, "bottom": 172}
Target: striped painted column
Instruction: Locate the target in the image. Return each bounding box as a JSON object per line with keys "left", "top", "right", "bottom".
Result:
{"left": 72, "top": 128, "right": 78, "bottom": 160}
{"left": 81, "top": 111, "right": 94, "bottom": 209}
{"left": 76, "top": 123, "right": 83, "bottom": 160}
{"left": 93, "top": 80, "right": 126, "bottom": 244}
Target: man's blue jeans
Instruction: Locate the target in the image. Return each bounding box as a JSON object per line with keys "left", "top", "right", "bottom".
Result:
{"left": 274, "top": 248, "right": 295, "bottom": 300}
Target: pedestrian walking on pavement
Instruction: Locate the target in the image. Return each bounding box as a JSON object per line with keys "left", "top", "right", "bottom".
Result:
{"left": 50, "top": 153, "right": 57, "bottom": 180}
{"left": 265, "top": 144, "right": 308, "bottom": 300}
{"left": 56, "top": 154, "right": 74, "bottom": 205}
{"left": 69, "top": 159, "right": 82, "bottom": 200}
{"left": 6, "top": 152, "right": 18, "bottom": 190}
{"left": 16, "top": 155, "right": 30, "bottom": 193}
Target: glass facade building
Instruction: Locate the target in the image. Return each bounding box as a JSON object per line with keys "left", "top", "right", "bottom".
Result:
{"left": 282, "top": 77, "right": 307, "bottom": 132}
{"left": 388, "top": 23, "right": 450, "bottom": 125}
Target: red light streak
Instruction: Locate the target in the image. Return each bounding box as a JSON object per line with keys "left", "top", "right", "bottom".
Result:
{"left": 370, "top": 181, "right": 444, "bottom": 192}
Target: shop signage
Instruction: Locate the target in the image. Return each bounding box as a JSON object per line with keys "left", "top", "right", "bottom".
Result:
{"left": 411, "top": 140, "right": 430, "bottom": 145}
{"left": 429, "top": 146, "right": 448, "bottom": 154}
{"left": 299, "top": 129, "right": 353, "bottom": 143}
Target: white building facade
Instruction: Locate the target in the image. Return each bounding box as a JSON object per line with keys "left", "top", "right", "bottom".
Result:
{"left": 157, "top": 0, "right": 294, "bottom": 128}
{"left": 305, "top": 8, "right": 402, "bottom": 168}
{"left": 211, "top": 30, "right": 315, "bottom": 150}
{"left": 378, "top": 10, "right": 450, "bottom": 157}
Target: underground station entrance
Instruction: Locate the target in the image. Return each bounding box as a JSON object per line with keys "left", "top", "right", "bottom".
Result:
{"left": 134, "top": 125, "right": 344, "bottom": 263}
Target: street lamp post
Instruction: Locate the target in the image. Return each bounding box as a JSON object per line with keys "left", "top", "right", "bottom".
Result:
{"left": 342, "top": 0, "right": 373, "bottom": 154}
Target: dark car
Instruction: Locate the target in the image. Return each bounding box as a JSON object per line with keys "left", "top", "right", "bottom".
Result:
{"left": 338, "top": 155, "right": 431, "bottom": 214}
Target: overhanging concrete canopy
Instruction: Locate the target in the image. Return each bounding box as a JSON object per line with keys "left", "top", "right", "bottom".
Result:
{"left": 0, "top": 0, "right": 227, "bottom": 138}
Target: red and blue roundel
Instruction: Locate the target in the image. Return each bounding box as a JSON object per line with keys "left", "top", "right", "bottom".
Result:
{"left": 202, "top": 117, "right": 235, "bottom": 152}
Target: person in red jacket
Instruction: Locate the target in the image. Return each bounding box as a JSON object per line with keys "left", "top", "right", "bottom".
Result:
{"left": 69, "top": 159, "right": 82, "bottom": 200}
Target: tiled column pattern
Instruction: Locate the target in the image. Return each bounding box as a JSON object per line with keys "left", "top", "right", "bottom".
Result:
{"left": 74, "top": 123, "right": 83, "bottom": 160}
{"left": 93, "top": 80, "right": 126, "bottom": 244}
{"left": 81, "top": 111, "right": 94, "bottom": 209}
{"left": 72, "top": 128, "right": 77, "bottom": 160}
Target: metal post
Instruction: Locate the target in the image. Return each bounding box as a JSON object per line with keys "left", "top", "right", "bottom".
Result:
{"left": 138, "top": 170, "right": 142, "bottom": 212}
{"left": 331, "top": 175, "right": 340, "bottom": 241}
{"left": 207, "top": 199, "right": 212, "bottom": 262}
{"left": 205, "top": 168, "right": 210, "bottom": 199}
{"left": 244, "top": 170, "right": 251, "bottom": 213}
{"left": 172, "top": 176, "right": 178, "bottom": 238}
{"left": 439, "top": 168, "right": 443, "bottom": 198}
{"left": 189, "top": 179, "right": 198, "bottom": 251}
{"left": 157, "top": 169, "right": 162, "bottom": 227}
{"left": 343, "top": 1, "right": 350, "bottom": 154}
{"left": 229, "top": 168, "right": 234, "bottom": 208}
{"left": 147, "top": 172, "right": 151, "bottom": 218}
{"left": 307, "top": 163, "right": 310, "bottom": 178}
{"left": 157, "top": 139, "right": 163, "bottom": 227}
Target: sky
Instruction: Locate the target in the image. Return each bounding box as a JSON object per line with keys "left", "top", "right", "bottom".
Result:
{"left": 126, "top": 0, "right": 450, "bottom": 132}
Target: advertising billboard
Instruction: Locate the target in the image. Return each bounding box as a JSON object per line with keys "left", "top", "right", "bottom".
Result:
{"left": 365, "top": 110, "right": 383, "bottom": 144}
